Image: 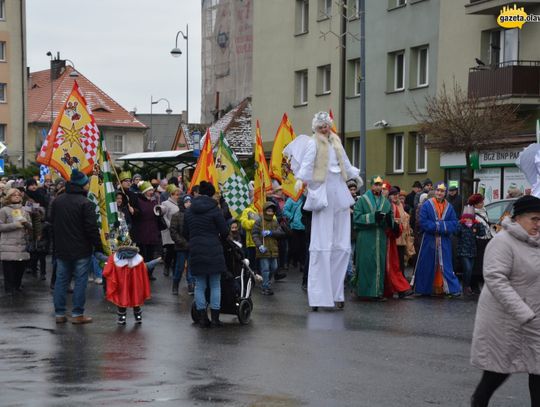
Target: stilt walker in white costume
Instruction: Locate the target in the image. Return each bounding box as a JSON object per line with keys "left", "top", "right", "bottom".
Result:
{"left": 292, "top": 112, "right": 362, "bottom": 311}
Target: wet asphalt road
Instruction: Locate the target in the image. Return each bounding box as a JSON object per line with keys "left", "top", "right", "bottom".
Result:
{"left": 0, "top": 266, "right": 531, "bottom": 407}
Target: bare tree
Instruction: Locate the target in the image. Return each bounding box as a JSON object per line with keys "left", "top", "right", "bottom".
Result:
{"left": 409, "top": 82, "right": 527, "bottom": 200}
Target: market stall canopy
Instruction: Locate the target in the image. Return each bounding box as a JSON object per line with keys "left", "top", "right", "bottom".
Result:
{"left": 117, "top": 149, "right": 197, "bottom": 172}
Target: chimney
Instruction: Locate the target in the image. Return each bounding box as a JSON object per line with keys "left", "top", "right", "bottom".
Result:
{"left": 51, "top": 59, "right": 66, "bottom": 81}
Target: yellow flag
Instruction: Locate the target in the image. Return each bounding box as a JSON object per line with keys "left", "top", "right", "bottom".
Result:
{"left": 329, "top": 109, "right": 338, "bottom": 134}
{"left": 269, "top": 113, "right": 303, "bottom": 201}
{"left": 188, "top": 129, "right": 219, "bottom": 193}
{"left": 36, "top": 81, "right": 100, "bottom": 180}
{"left": 254, "top": 120, "right": 272, "bottom": 213}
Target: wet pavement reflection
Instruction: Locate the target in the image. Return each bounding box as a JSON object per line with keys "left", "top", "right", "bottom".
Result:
{"left": 0, "top": 266, "right": 530, "bottom": 406}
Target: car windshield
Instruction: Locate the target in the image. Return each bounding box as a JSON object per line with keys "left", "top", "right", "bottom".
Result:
{"left": 485, "top": 201, "right": 508, "bottom": 224}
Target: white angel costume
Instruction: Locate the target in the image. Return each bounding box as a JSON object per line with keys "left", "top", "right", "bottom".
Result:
{"left": 516, "top": 143, "right": 540, "bottom": 198}
{"left": 285, "top": 112, "right": 362, "bottom": 308}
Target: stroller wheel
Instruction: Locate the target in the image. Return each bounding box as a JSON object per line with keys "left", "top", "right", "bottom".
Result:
{"left": 191, "top": 301, "right": 200, "bottom": 323}
{"left": 237, "top": 299, "right": 252, "bottom": 325}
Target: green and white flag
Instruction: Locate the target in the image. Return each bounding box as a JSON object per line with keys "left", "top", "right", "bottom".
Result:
{"left": 88, "top": 131, "right": 118, "bottom": 254}
{"left": 215, "top": 132, "right": 250, "bottom": 218}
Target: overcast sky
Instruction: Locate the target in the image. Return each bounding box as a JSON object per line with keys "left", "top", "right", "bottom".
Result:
{"left": 26, "top": 0, "right": 202, "bottom": 122}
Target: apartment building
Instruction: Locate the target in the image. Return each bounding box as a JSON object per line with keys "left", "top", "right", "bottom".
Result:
{"left": 0, "top": 0, "right": 27, "bottom": 166}
{"left": 252, "top": 0, "right": 343, "bottom": 147}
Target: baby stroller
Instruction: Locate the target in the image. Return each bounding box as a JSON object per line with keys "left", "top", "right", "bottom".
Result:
{"left": 191, "top": 239, "right": 257, "bottom": 325}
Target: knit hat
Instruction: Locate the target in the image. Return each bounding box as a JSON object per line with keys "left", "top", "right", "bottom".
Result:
{"left": 311, "top": 111, "right": 333, "bottom": 132}
{"left": 467, "top": 193, "right": 484, "bottom": 206}
{"left": 422, "top": 178, "right": 433, "bottom": 187}
{"left": 70, "top": 169, "right": 89, "bottom": 186}
{"left": 4, "top": 188, "right": 21, "bottom": 200}
{"left": 166, "top": 184, "right": 179, "bottom": 194}
{"left": 132, "top": 173, "right": 142, "bottom": 181}
{"left": 138, "top": 181, "right": 153, "bottom": 194}
{"left": 388, "top": 187, "right": 400, "bottom": 196}
{"left": 182, "top": 195, "right": 192, "bottom": 203}
{"left": 347, "top": 179, "right": 358, "bottom": 188}
{"left": 513, "top": 195, "right": 540, "bottom": 217}
{"left": 119, "top": 171, "right": 132, "bottom": 182}
{"left": 198, "top": 180, "right": 216, "bottom": 197}
{"left": 507, "top": 183, "right": 523, "bottom": 198}
{"left": 412, "top": 181, "right": 422, "bottom": 188}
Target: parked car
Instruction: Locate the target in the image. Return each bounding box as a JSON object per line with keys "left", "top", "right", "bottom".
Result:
{"left": 484, "top": 198, "right": 516, "bottom": 232}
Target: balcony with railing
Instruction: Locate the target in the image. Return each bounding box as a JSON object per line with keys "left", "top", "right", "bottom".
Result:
{"left": 468, "top": 60, "right": 540, "bottom": 100}
{"left": 466, "top": 0, "right": 540, "bottom": 14}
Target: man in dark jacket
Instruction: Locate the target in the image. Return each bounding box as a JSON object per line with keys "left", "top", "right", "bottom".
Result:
{"left": 51, "top": 169, "right": 102, "bottom": 324}
{"left": 447, "top": 185, "right": 463, "bottom": 217}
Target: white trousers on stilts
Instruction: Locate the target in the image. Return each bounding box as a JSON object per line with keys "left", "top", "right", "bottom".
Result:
{"left": 308, "top": 173, "right": 352, "bottom": 307}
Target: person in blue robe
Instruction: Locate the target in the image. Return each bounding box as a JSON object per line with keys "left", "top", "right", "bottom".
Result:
{"left": 412, "top": 182, "right": 461, "bottom": 297}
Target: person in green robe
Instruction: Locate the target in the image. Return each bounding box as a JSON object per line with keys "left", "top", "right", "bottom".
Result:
{"left": 353, "top": 175, "right": 393, "bottom": 299}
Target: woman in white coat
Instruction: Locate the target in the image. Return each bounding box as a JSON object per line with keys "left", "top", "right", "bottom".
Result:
{"left": 470, "top": 195, "right": 540, "bottom": 406}
{"left": 295, "top": 111, "right": 361, "bottom": 311}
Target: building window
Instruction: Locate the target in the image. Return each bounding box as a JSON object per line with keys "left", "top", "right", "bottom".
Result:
{"left": 351, "top": 137, "right": 361, "bottom": 168}
{"left": 317, "top": 64, "right": 331, "bottom": 95}
{"left": 393, "top": 133, "right": 404, "bottom": 173}
{"left": 415, "top": 133, "right": 427, "bottom": 172}
{"left": 417, "top": 47, "right": 428, "bottom": 86}
{"left": 0, "top": 42, "right": 6, "bottom": 62}
{"left": 0, "top": 124, "right": 5, "bottom": 142}
{"left": 349, "top": 0, "right": 360, "bottom": 19}
{"left": 295, "top": 0, "right": 309, "bottom": 35}
{"left": 110, "top": 134, "right": 124, "bottom": 153}
{"left": 0, "top": 1, "right": 5, "bottom": 20}
{"left": 388, "top": 51, "right": 405, "bottom": 91}
{"left": 388, "top": 0, "right": 406, "bottom": 8}
{"left": 319, "top": 0, "right": 332, "bottom": 19}
{"left": 488, "top": 29, "right": 518, "bottom": 66}
{"left": 0, "top": 83, "right": 6, "bottom": 102}
{"left": 410, "top": 45, "right": 429, "bottom": 88}
{"left": 347, "top": 58, "right": 361, "bottom": 96}
{"left": 295, "top": 69, "right": 309, "bottom": 105}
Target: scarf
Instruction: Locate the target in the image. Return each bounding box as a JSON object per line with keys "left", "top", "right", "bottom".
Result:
{"left": 312, "top": 132, "right": 348, "bottom": 183}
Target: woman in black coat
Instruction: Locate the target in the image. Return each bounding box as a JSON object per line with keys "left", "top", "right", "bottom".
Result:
{"left": 183, "top": 181, "right": 229, "bottom": 327}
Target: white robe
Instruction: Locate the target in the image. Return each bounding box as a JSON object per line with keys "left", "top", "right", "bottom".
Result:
{"left": 297, "top": 137, "right": 360, "bottom": 307}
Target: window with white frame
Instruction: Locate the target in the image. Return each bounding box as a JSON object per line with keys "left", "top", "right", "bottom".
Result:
{"left": 417, "top": 46, "right": 428, "bottom": 87}
{"left": 110, "top": 134, "right": 124, "bottom": 153}
{"left": 347, "top": 58, "right": 361, "bottom": 96}
{"left": 351, "top": 137, "right": 361, "bottom": 168}
{"left": 388, "top": 0, "right": 406, "bottom": 8}
{"left": 0, "top": 42, "right": 6, "bottom": 62}
{"left": 295, "top": 0, "right": 309, "bottom": 34}
{"left": 353, "top": 59, "right": 361, "bottom": 95}
{"left": 415, "top": 133, "right": 427, "bottom": 172}
{"left": 319, "top": 0, "right": 332, "bottom": 19}
{"left": 0, "top": 83, "right": 6, "bottom": 102}
{"left": 393, "top": 133, "right": 404, "bottom": 173}
{"left": 317, "top": 64, "right": 331, "bottom": 94}
{"left": 0, "top": 1, "right": 5, "bottom": 20}
{"left": 0, "top": 124, "right": 5, "bottom": 142}
{"left": 390, "top": 51, "right": 405, "bottom": 91}
{"left": 351, "top": 0, "right": 360, "bottom": 18}
{"left": 295, "top": 69, "right": 308, "bottom": 105}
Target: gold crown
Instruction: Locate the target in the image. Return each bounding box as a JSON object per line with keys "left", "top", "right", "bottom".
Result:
{"left": 436, "top": 183, "right": 447, "bottom": 191}
{"left": 371, "top": 176, "right": 384, "bottom": 184}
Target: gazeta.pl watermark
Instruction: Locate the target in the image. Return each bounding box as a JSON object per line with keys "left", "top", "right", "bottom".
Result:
{"left": 497, "top": 4, "right": 540, "bottom": 29}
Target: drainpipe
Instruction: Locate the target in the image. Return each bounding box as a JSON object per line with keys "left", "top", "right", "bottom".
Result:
{"left": 339, "top": 0, "right": 346, "bottom": 144}
{"left": 20, "top": 0, "right": 26, "bottom": 168}
{"left": 359, "top": 0, "right": 366, "bottom": 193}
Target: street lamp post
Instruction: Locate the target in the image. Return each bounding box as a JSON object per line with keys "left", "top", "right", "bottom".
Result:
{"left": 170, "top": 25, "right": 189, "bottom": 124}
{"left": 149, "top": 96, "right": 172, "bottom": 151}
